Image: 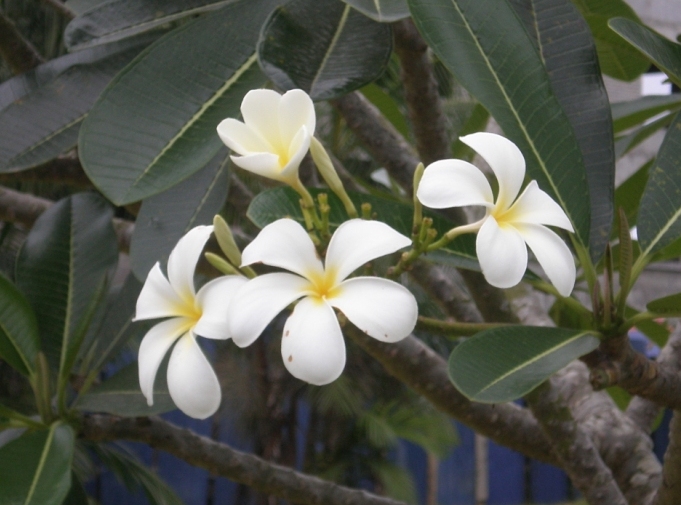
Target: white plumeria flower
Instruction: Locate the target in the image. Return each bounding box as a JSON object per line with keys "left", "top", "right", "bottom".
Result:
{"left": 216, "top": 89, "right": 315, "bottom": 186}
{"left": 228, "top": 218, "right": 418, "bottom": 385}
{"left": 416, "top": 132, "right": 576, "bottom": 296}
{"left": 134, "top": 225, "right": 247, "bottom": 419}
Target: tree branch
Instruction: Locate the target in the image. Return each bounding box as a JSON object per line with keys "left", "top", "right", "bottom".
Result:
{"left": 80, "top": 414, "right": 409, "bottom": 505}
{"left": 653, "top": 410, "right": 681, "bottom": 505}
{"left": 0, "top": 155, "right": 93, "bottom": 188}
{"left": 0, "top": 9, "right": 44, "bottom": 74}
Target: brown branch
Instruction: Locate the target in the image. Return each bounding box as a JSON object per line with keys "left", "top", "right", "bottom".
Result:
{"left": 525, "top": 379, "right": 627, "bottom": 505}
{"left": 80, "top": 414, "right": 409, "bottom": 505}
{"left": 0, "top": 9, "right": 44, "bottom": 74}
{"left": 0, "top": 155, "right": 93, "bottom": 188}
{"left": 40, "top": 0, "right": 75, "bottom": 19}
{"left": 653, "top": 410, "right": 681, "bottom": 505}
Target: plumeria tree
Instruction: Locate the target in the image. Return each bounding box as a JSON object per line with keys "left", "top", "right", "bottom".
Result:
{"left": 2, "top": 0, "right": 681, "bottom": 504}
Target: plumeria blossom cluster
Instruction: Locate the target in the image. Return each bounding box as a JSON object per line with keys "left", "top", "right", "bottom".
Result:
{"left": 134, "top": 88, "right": 576, "bottom": 419}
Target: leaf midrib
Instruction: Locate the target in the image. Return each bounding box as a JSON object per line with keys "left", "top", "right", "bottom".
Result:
{"left": 309, "top": 4, "right": 352, "bottom": 94}
{"left": 23, "top": 424, "right": 57, "bottom": 505}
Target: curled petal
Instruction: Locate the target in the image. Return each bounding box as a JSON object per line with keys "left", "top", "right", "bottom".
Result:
{"left": 217, "top": 118, "right": 272, "bottom": 155}
{"left": 460, "top": 132, "right": 525, "bottom": 211}
{"left": 241, "top": 219, "right": 323, "bottom": 279}
{"left": 325, "top": 219, "right": 411, "bottom": 282}
{"left": 476, "top": 217, "right": 528, "bottom": 289}
{"left": 135, "top": 263, "right": 187, "bottom": 320}
{"left": 330, "top": 277, "right": 417, "bottom": 342}
{"left": 231, "top": 152, "right": 286, "bottom": 181}
{"left": 194, "top": 276, "right": 248, "bottom": 340}
{"left": 417, "top": 159, "right": 494, "bottom": 209}
{"left": 167, "top": 225, "right": 213, "bottom": 303}
{"left": 516, "top": 223, "right": 576, "bottom": 297}
{"left": 507, "top": 181, "right": 574, "bottom": 231}
{"left": 167, "top": 333, "right": 221, "bottom": 419}
{"left": 138, "top": 317, "right": 192, "bottom": 406}
{"left": 281, "top": 297, "right": 345, "bottom": 385}
{"left": 228, "top": 272, "right": 309, "bottom": 347}
{"left": 279, "top": 89, "right": 316, "bottom": 146}
{"left": 279, "top": 126, "right": 311, "bottom": 183}
{"left": 240, "top": 89, "right": 283, "bottom": 149}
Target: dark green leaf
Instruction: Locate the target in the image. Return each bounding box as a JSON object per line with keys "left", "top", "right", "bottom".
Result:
{"left": 609, "top": 17, "right": 681, "bottom": 88}
{"left": 15, "top": 193, "right": 118, "bottom": 374}
{"left": 408, "top": 0, "right": 591, "bottom": 247}
{"left": 611, "top": 95, "right": 681, "bottom": 133}
{"left": 571, "top": 0, "right": 649, "bottom": 81}
{"left": 80, "top": 0, "right": 280, "bottom": 205}
{"left": 75, "top": 361, "right": 175, "bottom": 416}
{"left": 0, "top": 37, "right": 152, "bottom": 172}
{"left": 0, "top": 423, "right": 75, "bottom": 505}
{"left": 341, "top": 0, "right": 409, "bottom": 22}
{"left": 130, "top": 149, "right": 230, "bottom": 280}
{"left": 448, "top": 326, "right": 600, "bottom": 403}
{"left": 637, "top": 112, "right": 681, "bottom": 257}
{"left": 258, "top": 0, "right": 392, "bottom": 101}
{"left": 635, "top": 318, "right": 670, "bottom": 348}
{"left": 615, "top": 112, "right": 675, "bottom": 159}
{"left": 614, "top": 157, "right": 651, "bottom": 231}
{"left": 361, "top": 83, "right": 410, "bottom": 139}
{"left": 647, "top": 292, "right": 681, "bottom": 315}
{"left": 61, "top": 475, "right": 89, "bottom": 505}
{"left": 247, "top": 187, "right": 479, "bottom": 268}
{"left": 0, "top": 273, "right": 40, "bottom": 377}
{"left": 451, "top": 102, "right": 490, "bottom": 161}
{"left": 65, "top": 0, "right": 233, "bottom": 50}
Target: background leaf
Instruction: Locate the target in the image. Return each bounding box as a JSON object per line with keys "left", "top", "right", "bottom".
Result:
{"left": 341, "top": 0, "right": 409, "bottom": 22}
{"left": 0, "top": 273, "right": 40, "bottom": 377}
{"left": 130, "top": 149, "right": 230, "bottom": 281}
{"left": 0, "top": 423, "right": 75, "bottom": 505}
{"left": 258, "top": 0, "right": 393, "bottom": 101}
{"left": 79, "top": 0, "right": 281, "bottom": 205}
{"left": 408, "top": 0, "right": 591, "bottom": 247}
{"left": 448, "top": 326, "right": 600, "bottom": 403}
{"left": 570, "top": 0, "right": 649, "bottom": 81}
{"left": 647, "top": 292, "right": 681, "bottom": 315}
{"left": 611, "top": 95, "right": 681, "bottom": 133}
{"left": 15, "top": 193, "right": 118, "bottom": 376}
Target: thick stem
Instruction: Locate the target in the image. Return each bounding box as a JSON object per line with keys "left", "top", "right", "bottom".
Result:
{"left": 653, "top": 410, "right": 681, "bottom": 505}
{"left": 80, "top": 415, "right": 408, "bottom": 505}
{"left": 0, "top": 9, "right": 44, "bottom": 74}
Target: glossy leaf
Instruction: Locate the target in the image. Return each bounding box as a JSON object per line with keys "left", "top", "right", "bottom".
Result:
{"left": 80, "top": 0, "right": 280, "bottom": 205}
{"left": 609, "top": 17, "right": 681, "bottom": 88}
{"left": 247, "top": 187, "right": 479, "bottom": 269}
{"left": 448, "top": 326, "right": 600, "bottom": 403}
{"left": 0, "top": 273, "right": 40, "bottom": 377}
{"left": 637, "top": 112, "right": 681, "bottom": 257}
{"left": 130, "top": 149, "right": 230, "bottom": 280}
{"left": 512, "top": 0, "right": 613, "bottom": 259}
{"left": 15, "top": 193, "right": 118, "bottom": 374}
{"left": 0, "top": 423, "right": 75, "bottom": 505}
{"left": 258, "top": 0, "right": 392, "bottom": 101}
{"left": 408, "top": 0, "right": 590, "bottom": 247}
{"left": 0, "top": 37, "right": 151, "bottom": 172}
{"left": 65, "top": 0, "right": 234, "bottom": 50}
{"left": 571, "top": 0, "right": 649, "bottom": 81}
{"left": 611, "top": 95, "right": 681, "bottom": 133}
{"left": 75, "top": 361, "right": 176, "bottom": 416}
{"left": 341, "top": 0, "right": 409, "bottom": 22}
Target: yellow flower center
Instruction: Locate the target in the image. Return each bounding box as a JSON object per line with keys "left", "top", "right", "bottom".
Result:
{"left": 172, "top": 296, "right": 203, "bottom": 325}
{"left": 305, "top": 267, "right": 341, "bottom": 301}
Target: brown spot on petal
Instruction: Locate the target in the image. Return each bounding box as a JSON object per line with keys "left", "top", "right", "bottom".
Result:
{"left": 288, "top": 355, "right": 293, "bottom": 362}
{"left": 384, "top": 334, "right": 388, "bottom": 338}
{"left": 285, "top": 330, "right": 290, "bottom": 337}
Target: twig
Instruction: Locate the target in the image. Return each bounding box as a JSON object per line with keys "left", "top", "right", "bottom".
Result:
{"left": 81, "top": 414, "right": 409, "bottom": 505}
{"left": 0, "top": 9, "right": 44, "bottom": 74}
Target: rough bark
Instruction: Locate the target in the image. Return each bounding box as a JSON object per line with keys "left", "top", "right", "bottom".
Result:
{"left": 653, "top": 410, "right": 681, "bottom": 505}
{"left": 0, "top": 9, "right": 44, "bottom": 74}
{"left": 80, "top": 415, "right": 408, "bottom": 505}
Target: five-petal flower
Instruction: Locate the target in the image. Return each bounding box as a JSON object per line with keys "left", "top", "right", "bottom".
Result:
{"left": 134, "top": 225, "right": 247, "bottom": 419}
{"left": 416, "top": 132, "right": 576, "bottom": 296}
{"left": 216, "top": 89, "right": 315, "bottom": 186}
{"left": 228, "top": 218, "right": 418, "bottom": 385}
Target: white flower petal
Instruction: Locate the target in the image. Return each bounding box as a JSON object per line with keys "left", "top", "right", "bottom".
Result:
{"left": 135, "top": 263, "right": 186, "bottom": 321}
{"left": 516, "top": 223, "right": 576, "bottom": 297}
{"left": 417, "top": 159, "right": 494, "bottom": 209}
{"left": 507, "top": 181, "right": 574, "bottom": 231}
{"left": 281, "top": 297, "right": 345, "bottom": 385}
{"left": 138, "top": 317, "right": 191, "bottom": 406}
{"left": 279, "top": 89, "right": 316, "bottom": 146}
{"left": 241, "top": 218, "right": 324, "bottom": 278}
{"left": 217, "top": 118, "right": 272, "bottom": 155}
{"left": 231, "top": 152, "right": 286, "bottom": 180}
{"left": 228, "top": 272, "right": 310, "bottom": 347}
{"left": 167, "top": 225, "right": 213, "bottom": 303}
{"left": 194, "top": 276, "right": 248, "bottom": 340}
{"left": 476, "top": 216, "right": 528, "bottom": 289}
{"left": 279, "top": 126, "right": 311, "bottom": 182}
{"left": 329, "top": 277, "right": 417, "bottom": 342}
{"left": 167, "top": 333, "right": 221, "bottom": 419}
{"left": 460, "top": 132, "right": 525, "bottom": 211}
{"left": 325, "top": 219, "right": 411, "bottom": 282}
{"left": 240, "top": 89, "right": 283, "bottom": 149}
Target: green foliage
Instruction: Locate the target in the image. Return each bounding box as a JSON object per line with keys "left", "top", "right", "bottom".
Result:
{"left": 0, "top": 273, "right": 40, "bottom": 377}
{"left": 341, "top": 0, "right": 409, "bottom": 22}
